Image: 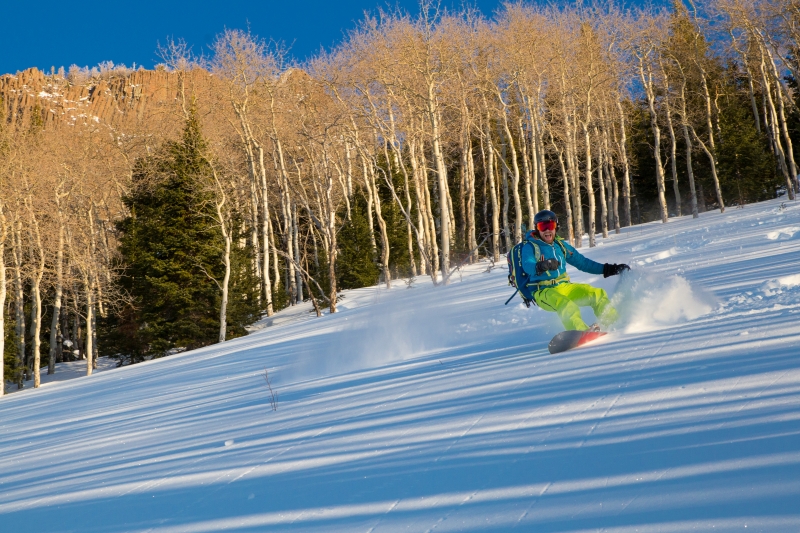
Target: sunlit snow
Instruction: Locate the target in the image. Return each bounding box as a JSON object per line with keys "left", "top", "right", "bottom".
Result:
{"left": 1, "top": 197, "right": 800, "bottom": 532}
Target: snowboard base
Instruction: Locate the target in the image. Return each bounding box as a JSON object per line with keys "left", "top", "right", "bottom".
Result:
{"left": 548, "top": 330, "right": 607, "bottom": 354}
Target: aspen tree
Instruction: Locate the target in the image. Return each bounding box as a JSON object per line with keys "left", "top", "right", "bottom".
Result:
{"left": 23, "top": 188, "right": 46, "bottom": 388}
{"left": 550, "top": 15, "right": 585, "bottom": 245}
{"left": 447, "top": 13, "right": 481, "bottom": 258}
{"left": 602, "top": 121, "right": 621, "bottom": 233}
{"left": 663, "top": 21, "right": 700, "bottom": 217}
{"left": 630, "top": 15, "right": 670, "bottom": 223}
{"left": 496, "top": 4, "right": 545, "bottom": 221}
{"left": 211, "top": 166, "right": 232, "bottom": 342}
{"left": 659, "top": 60, "right": 683, "bottom": 216}
{"left": 577, "top": 20, "right": 609, "bottom": 246}
{"left": 0, "top": 204, "right": 6, "bottom": 395}
{"left": 210, "top": 30, "right": 279, "bottom": 312}
{"left": 754, "top": 44, "right": 796, "bottom": 198}
{"left": 389, "top": 7, "right": 454, "bottom": 282}
{"left": 0, "top": 115, "right": 9, "bottom": 393}
{"left": 683, "top": 7, "right": 727, "bottom": 210}
{"left": 339, "top": 29, "right": 427, "bottom": 276}
{"left": 594, "top": 125, "right": 609, "bottom": 238}
{"left": 11, "top": 215, "right": 26, "bottom": 387}
{"left": 615, "top": 100, "right": 633, "bottom": 226}
{"left": 189, "top": 128, "right": 237, "bottom": 342}
{"left": 48, "top": 191, "right": 67, "bottom": 375}
{"left": 485, "top": 22, "right": 524, "bottom": 243}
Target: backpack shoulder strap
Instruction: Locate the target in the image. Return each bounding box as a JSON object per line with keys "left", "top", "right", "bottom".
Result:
{"left": 529, "top": 240, "right": 541, "bottom": 262}
{"left": 512, "top": 240, "right": 539, "bottom": 266}
{"left": 554, "top": 236, "right": 571, "bottom": 257}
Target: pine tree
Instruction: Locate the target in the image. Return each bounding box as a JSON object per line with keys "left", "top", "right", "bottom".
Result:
{"left": 114, "top": 112, "right": 242, "bottom": 360}
{"left": 337, "top": 191, "right": 380, "bottom": 290}
{"left": 717, "top": 91, "right": 778, "bottom": 204}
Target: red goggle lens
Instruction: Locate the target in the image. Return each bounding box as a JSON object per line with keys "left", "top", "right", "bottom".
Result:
{"left": 536, "top": 220, "right": 557, "bottom": 232}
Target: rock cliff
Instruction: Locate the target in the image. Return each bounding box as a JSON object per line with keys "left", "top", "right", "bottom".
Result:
{"left": 0, "top": 67, "right": 212, "bottom": 131}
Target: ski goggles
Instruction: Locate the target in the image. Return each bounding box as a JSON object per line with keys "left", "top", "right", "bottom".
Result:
{"left": 536, "top": 220, "right": 557, "bottom": 232}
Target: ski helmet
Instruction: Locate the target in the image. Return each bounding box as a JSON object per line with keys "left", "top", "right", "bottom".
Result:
{"left": 533, "top": 209, "right": 558, "bottom": 229}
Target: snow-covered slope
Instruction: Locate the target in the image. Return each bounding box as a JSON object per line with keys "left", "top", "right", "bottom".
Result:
{"left": 2, "top": 198, "right": 800, "bottom": 533}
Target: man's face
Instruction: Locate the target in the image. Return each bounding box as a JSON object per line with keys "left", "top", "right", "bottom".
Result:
{"left": 537, "top": 220, "right": 557, "bottom": 243}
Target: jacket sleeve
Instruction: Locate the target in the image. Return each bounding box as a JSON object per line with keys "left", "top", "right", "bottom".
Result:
{"left": 562, "top": 241, "right": 604, "bottom": 275}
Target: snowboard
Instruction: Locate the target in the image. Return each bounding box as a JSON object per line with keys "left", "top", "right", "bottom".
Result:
{"left": 548, "top": 330, "right": 607, "bottom": 354}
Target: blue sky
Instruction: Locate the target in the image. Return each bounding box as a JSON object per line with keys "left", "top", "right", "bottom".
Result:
{"left": 1, "top": 1, "right": 506, "bottom": 75}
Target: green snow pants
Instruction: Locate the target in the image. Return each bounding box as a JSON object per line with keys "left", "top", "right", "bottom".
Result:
{"left": 533, "top": 282, "right": 618, "bottom": 331}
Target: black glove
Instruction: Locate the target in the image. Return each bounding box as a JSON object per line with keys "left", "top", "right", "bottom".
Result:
{"left": 603, "top": 263, "right": 630, "bottom": 278}
{"left": 535, "top": 258, "right": 560, "bottom": 276}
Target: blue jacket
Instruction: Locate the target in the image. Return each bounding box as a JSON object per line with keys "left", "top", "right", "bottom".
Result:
{"left": 520, "top": 231, "right": 604, "bottom": 286}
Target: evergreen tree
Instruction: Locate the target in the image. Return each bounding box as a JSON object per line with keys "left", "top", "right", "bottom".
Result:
{"left": 113, "top": 111, "right": 257, "bottom": 361}
{"left": 337, "top": 191, "right": 380, "bottom": 290}
{"left": 223, "top": 216, "right": 263, "bottom": 339}
{"left": 717, "top": 88, "right": 778, "bottom": 205}
{"left": 3, "top": 314, "right": 20, "bottom": 386}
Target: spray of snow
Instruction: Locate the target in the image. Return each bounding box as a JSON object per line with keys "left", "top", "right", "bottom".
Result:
{"left": 610, "top": 270, "right": 717, "bottom": 333}
{"left": 280, "top": 290, "right": 476, "bottom": 384}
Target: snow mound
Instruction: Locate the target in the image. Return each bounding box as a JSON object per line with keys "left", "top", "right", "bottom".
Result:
{"left": 635, "top": 247, "right": 678, "bottom": 265}
{"left": 766, "top": 226, "right": 800, "bottom": 240}
{"left": 610, "top": 270, "right": 716, "bottom": 333}
{"left": 783, "top": 274, "right": 800, "bottom": 286}
{"left": 724, "top": 274, "right": 800, "bottom": 314}
{"left": 760, "top": 274, "right": 800, "bottom": 297}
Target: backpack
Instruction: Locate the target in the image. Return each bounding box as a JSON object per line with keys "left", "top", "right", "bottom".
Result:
{"left": 506, "top": 236, "right": 570, "bottom": 307}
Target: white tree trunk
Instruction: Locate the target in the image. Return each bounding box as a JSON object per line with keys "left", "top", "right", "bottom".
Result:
{"left": 376, "top": 145, "right": 394, "bottom": 287}
{"left": 551, "top": 133, "right": 575, "bottom": 245}
{"left": 496, "top": 91, "right": 523, "bottom": 243}
{"left": 257, "top": 146, "right": 274, "bottom": 316}
{"left": 662, "top": 86, "right": 682, "bottom": 216}
{"left": 639, "top": 57, "right": 669, "bottom": 223}
{"left": 594, "top": 127, "right": 609, "bottom": 239}
{"left": 0, "top": 207, "right": 6, "bottom": 395}
{"left": 416, "top": 141, "right": 440, "bottom": 278}
{"left": 26, "top": 199, "right": 46, "bottom": 388}
{"left": 518, "top": 116, "right": 536, "bottom": 227}
{"left": 293, "top": 202, "right": 304, "bottom": 301}
{"left": 428, "top": 85, "right": 451, "bottom": 282}
{"left": 48, "top": 222, "right": 64, "bottom": 374}
{"left": 481, "top": 124, "right": 500, "bottom": 262}
{"left": 616, "top": 100, "right": 632, "bottom": 227}
{"left": 678, "top": 83, "right": 699, "bottom": 218}
{"left": 84, "top": 273, "right": 94, "bottom": 377}
{"left": 215, "top": 188, "right": 231, "bottom": 342}
{"left": 12, "top": 224, "right": 25, "bottom": 388}
{"left": 500, "top": 141, "right": 511, "bottom": 252}
{"left": 766, "top": 46, "right": 799, "bottom": 195}
{"left": 268, "top": 214, "right": 281, "bottom": 293}
{"left": 583, "top": 123, "right": 597, "bottom": 246}
{"left": 696, "top": 64, "right": 726, "bottom": 211}
{"left": 535, "top": 117, "right": 550, "bottom": 210}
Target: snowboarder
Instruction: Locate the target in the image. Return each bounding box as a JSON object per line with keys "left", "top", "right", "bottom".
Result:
{"left": 521, "top": 210, "right": 629, "bottom": 332}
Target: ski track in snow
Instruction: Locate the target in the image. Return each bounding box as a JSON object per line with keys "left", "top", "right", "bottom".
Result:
{"left": 2, "top": 198, "right": 800, "bottom": 532}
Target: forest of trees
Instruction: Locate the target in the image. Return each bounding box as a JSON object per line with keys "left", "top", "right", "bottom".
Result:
{"left": 1, "top": 0, "right": 798, "bottom": 393}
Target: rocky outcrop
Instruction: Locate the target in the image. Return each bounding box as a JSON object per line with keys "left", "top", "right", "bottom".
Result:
{"left": 0, "top": 67, "right": 213, "bottom": 131}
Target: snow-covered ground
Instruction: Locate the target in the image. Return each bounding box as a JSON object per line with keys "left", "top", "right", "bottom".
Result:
{"left": 4, "top": 356, "right": 118, "bottom": 392}
{"left": 1, "top": 197, "right": 800, "bottom": 532}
